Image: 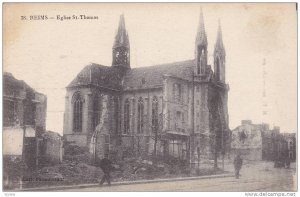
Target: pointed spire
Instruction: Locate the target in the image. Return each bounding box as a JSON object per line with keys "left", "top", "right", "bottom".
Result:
{"left": 214, "top": 19, "right": 225, "bottom": 55}
{"left": 196, "top": 8, "right": 207, "bottom": 46}
{"left": 113, "top": 14, "right": 130, "bottom": 49}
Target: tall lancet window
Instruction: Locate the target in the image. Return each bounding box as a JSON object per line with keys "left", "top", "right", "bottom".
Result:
{"left": 72, "top": 92, "right": 83, "bottom": 133}
{"left": 197, "top": 47, "right": 201, "bottom": 75}
{"left": 152, "top": 96, "right": 159, "bottom": 132}
{"left": 173, "top": 83, "right": 182, "bottom": 102}
{"left": 93, "top": 94, "right": 101, "bottom": 130}
{"left": 215, "top": 57, "right": 220, "bottom": 81}
{"left": 200, "top": 49, "right": 205, "bottom": 74}
{"left": 124, "top": 99, "right": 130, "bottom": 134}
{"left": 137, "top": 97, "right": 144, "bottom": 133}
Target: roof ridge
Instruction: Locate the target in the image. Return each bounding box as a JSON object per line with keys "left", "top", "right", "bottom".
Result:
{"left": 130, "top": 59, "right": 195, "bottom": 70}
{"left": 86, "top": 62, "right": 110, "bottom": 68}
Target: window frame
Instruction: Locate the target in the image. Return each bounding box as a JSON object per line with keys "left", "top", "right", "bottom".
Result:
{"left": 72, "top": 92, "right": 83, "bottom": 133}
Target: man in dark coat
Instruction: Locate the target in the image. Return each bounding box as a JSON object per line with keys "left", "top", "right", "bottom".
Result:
{"left": 234, "top": 154, "right": 243, "bottom": 179}
{"left": 99, "top": 154, "right": 113, "bottom": 186}
{"left": 285, "top": 156, "right": 291, "bottom": 169}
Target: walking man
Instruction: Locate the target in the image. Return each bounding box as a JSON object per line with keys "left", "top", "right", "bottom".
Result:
{"left": 99, "top": 154, "right": 113, "bottom": 186}
{"left": 234, "top": 154, "right": 243, "bottom": 179}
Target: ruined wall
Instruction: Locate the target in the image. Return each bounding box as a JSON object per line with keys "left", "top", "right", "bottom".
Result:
{"left": 3, "top": 127, "right": 24, "bottom": 156}
{"left": 231, "top": 123, "right": 263, "bottom": 160}
{"left": 35, "top": 92, "right": 47, "bottom": 132}
{"left": 90, "top": 94, "right": 119, "bottom": 160}
{"left": 45, "top": 137, "right": 62, "bottom": 164}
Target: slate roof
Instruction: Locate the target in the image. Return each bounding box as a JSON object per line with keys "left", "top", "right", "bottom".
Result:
{"left": 123, "top": 60, "right": 195, "bottom": 90}
{"left": 67, "top": 60, "right": 196, "bottom": 91}
{"left": 67, "top": 63, "right": 123, "bottom": 90}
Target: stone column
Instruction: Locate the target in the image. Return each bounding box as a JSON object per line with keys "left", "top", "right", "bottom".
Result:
{"left": 83, "top": 91, "right": 93, "bottom": 147}
{"left": 130, "top": 98, "right": 135, "bottom": 135}
{"left": 162, "top": 77, "right": 169, "bottom": 131}
{"left": 63, "top": 95, "right": 70, "bottom": 135}
{"left": 144, "top": 97, "right": 150, "bottom": 135}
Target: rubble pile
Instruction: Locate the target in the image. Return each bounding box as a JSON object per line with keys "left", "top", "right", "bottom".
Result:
{"left": 63, "top": 144, "right": 90, "bottom": 163}
{"left": 113, "top": 157, "right": 190, "bottom": 182}
{"left": 23, "top": 144, "right": 102, "bottom": 188}
{"left": 9, "top": 142, "right": 227, "bottom": 189}
{"left": 27, "top": 160, "right": 103, "bottom": 187}
{"left": 3, "top": 156, "right": 28, "bottom": 189}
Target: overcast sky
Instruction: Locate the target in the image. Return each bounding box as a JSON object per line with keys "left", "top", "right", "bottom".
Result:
{"left": 4, "top": 3, "right": 297, "bottom": 134}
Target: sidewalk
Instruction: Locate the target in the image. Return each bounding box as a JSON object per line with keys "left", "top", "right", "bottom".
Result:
{"left": 15, "top": 173, "right": 234, "bottom": 192}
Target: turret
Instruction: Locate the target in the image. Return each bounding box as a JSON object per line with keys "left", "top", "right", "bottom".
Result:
{"left": 112, "top": 14, "right": 130, "bottom": 69}
{"left": 214, "top": 20, "right": 226, "bottom": 82}
{"left": 195, "top": 9, "right": 208, "bottom": 76}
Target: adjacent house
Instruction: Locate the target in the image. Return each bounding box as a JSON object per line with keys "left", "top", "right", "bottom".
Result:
{"left": 3, "top": 72, "right": 47, "bottom": 168}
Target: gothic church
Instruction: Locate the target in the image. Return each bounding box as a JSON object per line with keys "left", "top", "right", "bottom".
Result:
{"left": 63, "top": 10, "right": 229, "bottom": 165}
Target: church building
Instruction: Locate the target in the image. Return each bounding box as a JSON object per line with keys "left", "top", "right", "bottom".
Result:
{"left": 63, "top": 10, "right": 229, "bottom": 166}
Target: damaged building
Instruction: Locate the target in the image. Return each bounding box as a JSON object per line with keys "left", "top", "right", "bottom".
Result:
{"left": 231, "top": 120, "right": 294, "bottom": 162}
{"left": 63, "top": 11, "right": 230, "bottom": 166}
{"left": 3, "top": 72, "right": 47, "bottom": 169}
{"left": 3, "top": 72, "right": 63, "bottom": 170}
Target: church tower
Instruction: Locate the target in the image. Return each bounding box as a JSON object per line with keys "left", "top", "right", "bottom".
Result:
{"left": 112, "top": 14, "right": 130, "bottom": 69}
{"left": 213, "top": 20, "right": 226, "bottom": 82}
{"left": 195, "top": 9, "right": 208, "bottom": 76}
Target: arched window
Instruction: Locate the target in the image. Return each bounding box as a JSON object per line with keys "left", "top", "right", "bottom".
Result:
{"left": 93, "top": 94, "right": 101, "bottom": 130}
{"left": 137, "top": 97, "right": 144, "bottom": 133}
{"left": 124, "top": 99, "right": 130, "bottom": 134}
{"left": 216, "top": 57, "right": 220, "bottom": 81}
{"left": 173, "top": 83, "right": 182, "bottom": 102}
{"left": 152, "top": 96, "right": 159, "bottom": 132}
{"left": 197, "top": 46, "right": 202, "bottom": 75}
{"left": 200, "top": 49, "right": 205, "bottom": 74}
{"left": 72, "top": 92, "right": 83, "bottom": 132}
{"left": 288, "top": 140, "right": 293, "bottom": 149}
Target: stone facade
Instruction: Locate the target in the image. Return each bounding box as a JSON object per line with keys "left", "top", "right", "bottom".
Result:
{"left": 63, "top": 12, "right": 230, "bottom": 165}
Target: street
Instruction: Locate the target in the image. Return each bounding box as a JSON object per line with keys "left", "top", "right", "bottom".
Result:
{"left": 57, "top": 161, "right": 296, "bottom": 192}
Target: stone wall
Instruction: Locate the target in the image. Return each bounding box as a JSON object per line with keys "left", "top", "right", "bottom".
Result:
{"left": 120, "top": 88, "right": 163, "bottom": 157}
{"left": 35, "top": 93, "right": 47, "bottom": 131}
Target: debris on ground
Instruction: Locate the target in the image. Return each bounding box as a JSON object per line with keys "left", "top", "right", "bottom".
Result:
{"left": 4, "top": 143, "right": 228, "bottom": 189}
